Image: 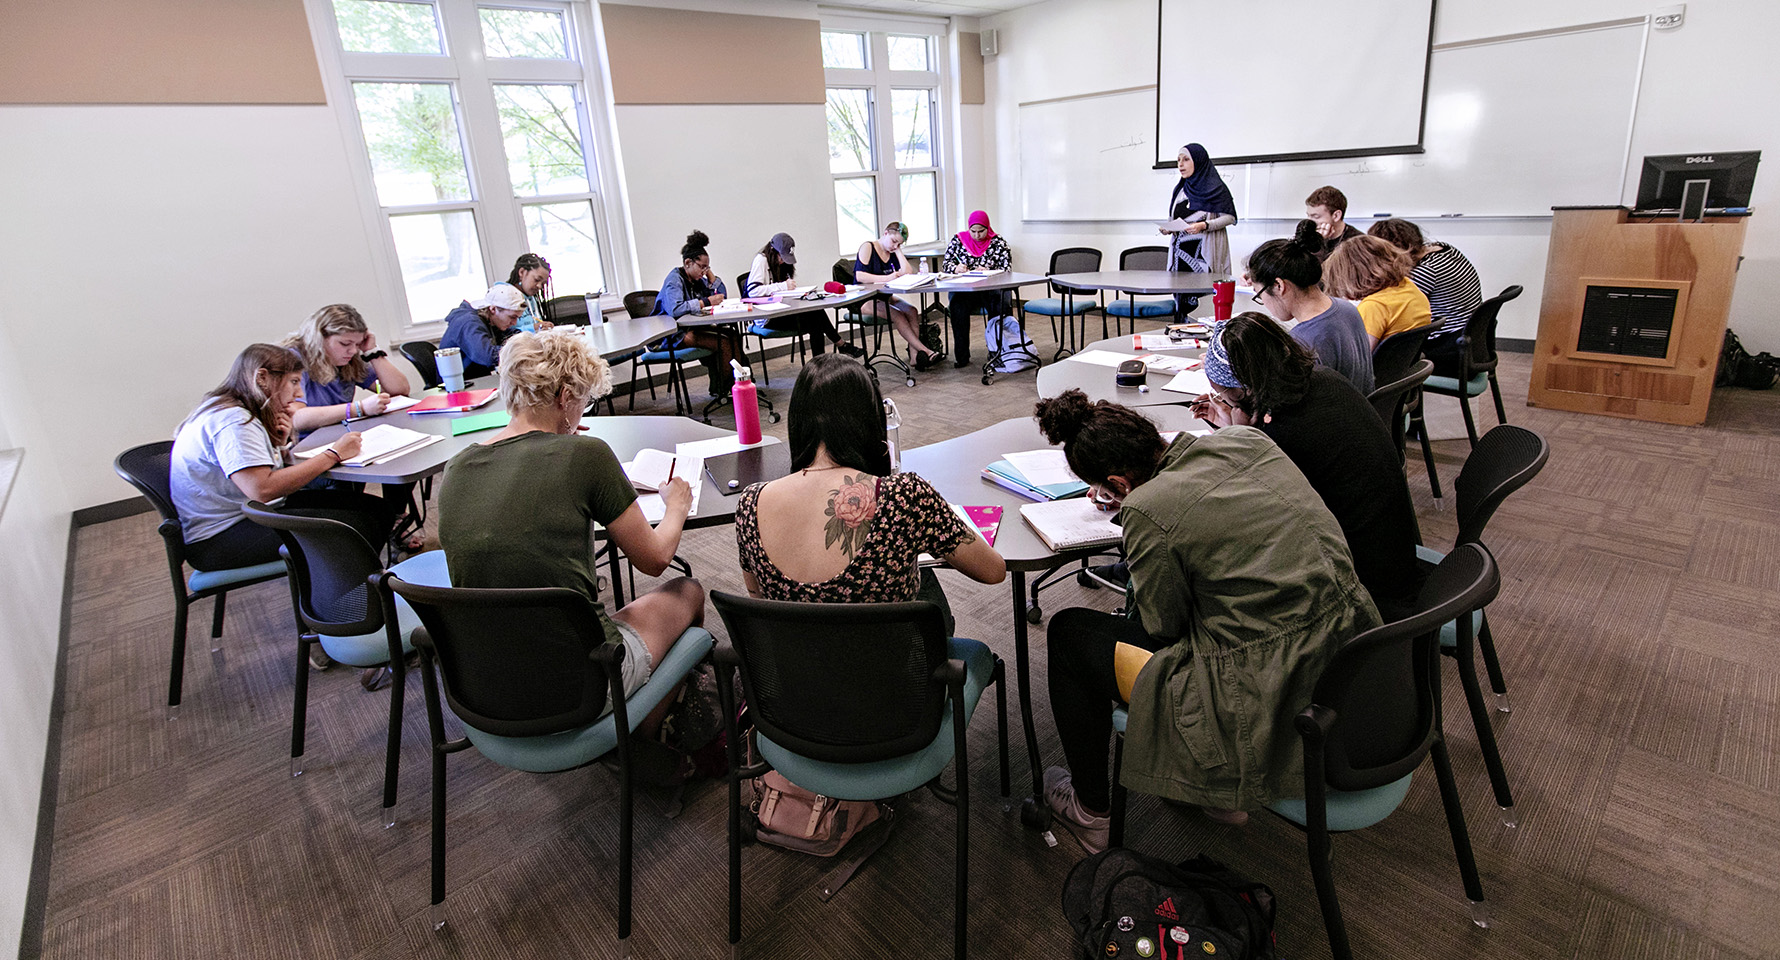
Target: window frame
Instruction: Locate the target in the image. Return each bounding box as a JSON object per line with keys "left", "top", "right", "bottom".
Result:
{"left": 306, "top": 0, "right": 633, "bottom": 332}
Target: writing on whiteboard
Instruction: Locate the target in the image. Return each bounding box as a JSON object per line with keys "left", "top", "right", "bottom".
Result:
{"left": 1101, "top": 134, "right": 1148, "bottom": 153}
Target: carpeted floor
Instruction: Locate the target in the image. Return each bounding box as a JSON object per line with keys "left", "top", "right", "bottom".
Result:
{"left": 33, "top": 312, "right": 1780, "bottom": 959}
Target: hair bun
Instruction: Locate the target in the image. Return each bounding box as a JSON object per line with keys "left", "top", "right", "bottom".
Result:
{"left": 686, "top": 229, "right": 710, "bottom": 247}
{"left": 1034, "top": 390, "right": 1096, "bottom": 446}
{"left": 1292, "top": 219, "right": 1321, "bottom": 249}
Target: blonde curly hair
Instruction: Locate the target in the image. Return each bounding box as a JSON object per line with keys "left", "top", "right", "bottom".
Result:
{"left": 284, "top": 304, "right": 368, "bottom": 387}
{"left": 497, "top": 329, "right": 613, "bottom": 414}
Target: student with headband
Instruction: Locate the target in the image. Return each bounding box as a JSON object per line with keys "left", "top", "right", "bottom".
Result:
{"left": 854, "top": 221, "right": 941, "bottom": 369}
{"left": 940, "top": 210, "right": 1014, "bottom": 369}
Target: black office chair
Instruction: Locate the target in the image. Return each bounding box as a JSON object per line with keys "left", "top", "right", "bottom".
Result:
{"left": 1102, "top": 246, "right": 1174, "bottom": 337}
{"left": 1415, "top": 424, "right": 1549, "bottom": 828}
{"left": 113, "top": 441, "right": 288, "bottom": 719}
{"left": 383, "top": 574, "right": 715, "bottom": 943}
{"left": 1424, "top": 285, "right": 1523, "bottom": 445}
{"left": 622, "top": 288, "right": 707, "bottom": 416}
{"left": 1017, "top": 247, "right": 1102, "bottom": 359}
{"left": 1368, "top": 358, "right": 1435, "bottom": 468}
{"left": 711, "top": 592, "right": 1009, "bottom": 960}
{"left": 241, "top": 504, "right": 448, "bottom": 820}
{"left": 738, "top": 270, "right": 806, "bottom": 385}
{"left": 542, "top": 294, "right": 591, "bottom": 326}
{"left": 1367, "top": 327, "right": 1438, "bottom": 498}
{"left": 401, "top": 340, "right": 442, "bottom": 390}
{"left": 621, "top": 290, "right": 658, "bottom": 319}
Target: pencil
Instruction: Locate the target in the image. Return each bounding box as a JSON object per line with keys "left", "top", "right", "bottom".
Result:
{"left": 668, "top": 456, "right": 677, "bottom": 489}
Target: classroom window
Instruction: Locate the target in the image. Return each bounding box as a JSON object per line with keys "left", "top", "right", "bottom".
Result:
{"left": 478, "top": 6, "right": 568, "bottom": 58}
{"left": 823, "top": 22, "right": 947, "bottom": 254}
{"left": 332, "top": 0, "right": 444, "bottom": 55}
{"left": 323, "top": 0, "right": 616, "bottom": 324}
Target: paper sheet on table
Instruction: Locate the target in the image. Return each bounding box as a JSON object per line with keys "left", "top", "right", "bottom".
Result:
{"left": 1001, "top": 449, "right": 1081, "bottom": 487}
{"left": 1067, "top": 350, "right": 1137, "bottom": 368}
{"left": 622, "top": 449, "right": 703, "bottom": 492}
{"left": 673, "top": 434, "right": 781, "bottom": 460}
{"left": 635, "top": 458, "right": 704, "bottom": 523}
{"left": 343, "top": 393, "right": 423, "bottom": 421}
{"left": 1160, "top": 368, "right": 1213, "bottom": 396}
{"left": 1140, "top": 354, "right": 1198, "bottom": 373}
{"left": 1132, "top": 334, "right": 1189, "bottom": 352}
{"left": 749, "top": 301, "right": 790, "bottom": 312}
{"left": 295, "top": 424, "right": 441, "bottom": 466}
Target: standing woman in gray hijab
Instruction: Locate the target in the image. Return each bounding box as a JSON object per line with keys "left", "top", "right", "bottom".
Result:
{"left": 1159, "top": 143, "right": 1239, "bottom": 311}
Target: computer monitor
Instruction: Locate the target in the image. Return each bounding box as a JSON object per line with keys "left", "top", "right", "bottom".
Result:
{"left": 1634, "top": 151, "right": 1760, "bottom": 215}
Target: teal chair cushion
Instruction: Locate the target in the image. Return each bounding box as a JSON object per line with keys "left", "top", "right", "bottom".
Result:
{"left": 188, "top": 559, "right": 287, "bottom": 594}
{"left": 757, "top": 637, "right": 994, "bottom": 801}
{"left": 1415, "top": 544, "right": 1483, "bottom": 651}
{"left": 1024, "top": 298, "right": 1096, "bottom": 317}
{"left": 1112, "top": 705, "right": 1128, "bottom": 734}
{"left": 748, "top": 322, "right": 801, "bottom": 339}
{"left": 639, "top": 346, "right": 712, "bottom": 364}
{"left": 1267, "top": 772, "right": 1415, "bottom": 832}
{"left": 317, "top": 550, "right": 448, "bottom": 667}
{"left": 1425, "top": 372, "right": 1489, "bottom": 397}
{"left": 1105, "top": 299, "right": 1175, "bottom": 319}
{"left": 461, "top": 626, "right": 715, "bottom": 774}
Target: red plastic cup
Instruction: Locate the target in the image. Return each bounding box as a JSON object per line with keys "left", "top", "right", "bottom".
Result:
{"left": 1212, "top": 280, "right": 1236, "bottom": 321}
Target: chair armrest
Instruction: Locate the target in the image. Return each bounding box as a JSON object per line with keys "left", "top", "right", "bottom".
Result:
{"left": 1294, "top": 703, "right": 1336, "bottom": 743}
{"left": 713, "top": 641, "right": 742, "bottom": 668}
{"left": 591, "top": 639, "right": 624, "bottom": 669}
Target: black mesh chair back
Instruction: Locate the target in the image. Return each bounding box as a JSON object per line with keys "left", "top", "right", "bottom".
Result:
{"left": 832, "top": 257, "right": 858, "bottom": 284}
{"left": 1313, "top": 543, "right": 1499, "bottom": 793}
{"left": 622, "top": 290, "right": 658, "bottom": 319}
{"left": 386, "top": 577, "right": 612, "bottom": 737}
{"left": 1048, "top": 246, "right": 1101, "bottom": 295}
{"left": 1372, "top": 325, "right": 1432, "bottom": 386}
{"left": 1462, "top": 285, "right": 1522, "bottom": 373}
{"left": 401, "top": 341, "right": 442, "bottom": 389}
{"left": 241, "top": 502, "right": 383, "bottom": 637}
{"left": 114, "top": 440, "right": 179, "bottom": 525}
{"left": 1119, "top": 245, "right": 1168, "bottom": 271}
{"left": 543, "top": 294, "right": 591, "bottom": 326}
{"left": 1367, "top": 359, "right": 1433, "bottom": 458}
{"left": 1452, "top": 424, "right": 1549, "bottom": 547}
{"left": 712, "top": 592, "right": 950, "bottom": 763}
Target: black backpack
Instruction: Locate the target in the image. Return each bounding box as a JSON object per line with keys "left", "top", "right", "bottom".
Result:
{"left": 1716, "top": 330, "right": 1778, "bottom": 389}
{"left": 1062, "top": 849, "right": 1277, "bottom": 960}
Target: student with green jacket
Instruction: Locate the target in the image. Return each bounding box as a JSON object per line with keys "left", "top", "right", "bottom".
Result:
{"left": 1032, "top": 389, "right": 1380, "bottom": 854}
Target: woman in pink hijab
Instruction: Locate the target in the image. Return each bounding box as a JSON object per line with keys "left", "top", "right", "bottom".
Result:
{"left": 940, "top": 210, "right": 1014, "bottom": 369}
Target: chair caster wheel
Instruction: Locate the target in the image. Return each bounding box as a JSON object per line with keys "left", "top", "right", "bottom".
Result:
{"left": 982, "top": 376, "right": 992, "bottom": 386}
{"left": 1026, "top": 604, "right": 1043, "bottom": 624}
{"left": 906, "top": 377, "right": 916, "bottom": 388}
{"left": 1077, "top": 570, "right": 1100, "bottom": 589}
{"left": 1020, "top": 796, "right": 1052, "bottom": 830}
{"left": 769, "top": 412, "right": 782, "bottom": 424}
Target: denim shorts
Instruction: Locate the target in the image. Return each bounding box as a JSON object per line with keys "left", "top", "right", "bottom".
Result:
{"left": 608, "top": 617, "right": 654, "bottom": 709}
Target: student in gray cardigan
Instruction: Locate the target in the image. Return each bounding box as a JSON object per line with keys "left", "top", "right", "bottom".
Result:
{"left": 1243, "top": 220, "right": 1374, "bottom": 395}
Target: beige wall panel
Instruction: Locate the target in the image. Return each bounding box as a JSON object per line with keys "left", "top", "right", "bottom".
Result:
{"left": 958, "top": 33, "right": 985, "bottom": 105}
{"left": 0, "top": 0, "right": 323, "bottom": 105}
{"left": 600, "top": 4, "right": 822, "bottom": 105}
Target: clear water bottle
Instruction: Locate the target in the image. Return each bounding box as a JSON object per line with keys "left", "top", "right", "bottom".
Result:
{"left": 883, "top": 397, "right": 902, "bottom": 473}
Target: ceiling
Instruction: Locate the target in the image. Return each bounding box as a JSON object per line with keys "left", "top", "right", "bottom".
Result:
{"left": 823, "top": 0, "right": 1050, "bottom": 18}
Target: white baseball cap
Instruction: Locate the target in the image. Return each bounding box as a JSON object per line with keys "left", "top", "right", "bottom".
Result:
{"left": 471, "top": 283, "right": 525, "bottom": 311}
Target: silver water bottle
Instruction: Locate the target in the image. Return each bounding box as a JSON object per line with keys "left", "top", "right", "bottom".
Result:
{"left": 883, "top": 397, "right": 902, "bottom": 473}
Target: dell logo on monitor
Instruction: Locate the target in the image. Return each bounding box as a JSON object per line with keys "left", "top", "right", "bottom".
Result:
{"left": 1686, "top": 156, "right": 1716, "bottom": 163}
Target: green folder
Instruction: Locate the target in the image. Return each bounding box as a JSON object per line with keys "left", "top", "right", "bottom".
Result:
{"left": 450, "top": 411, "right": 510, "bottom": 436}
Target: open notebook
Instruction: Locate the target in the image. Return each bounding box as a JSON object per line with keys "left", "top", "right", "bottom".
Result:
{"left": 1019, "top": 498, "right": 1123, "bottom": 552}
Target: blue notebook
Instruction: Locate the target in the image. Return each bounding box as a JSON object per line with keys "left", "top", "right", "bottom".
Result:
{"left": 980, "top": 459, "right": 1088, "bottom": 501}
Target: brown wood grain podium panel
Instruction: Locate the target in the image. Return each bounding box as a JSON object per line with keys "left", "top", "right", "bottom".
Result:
{"left": 1531, "top": 207, "right": 1748, "bottom": 426}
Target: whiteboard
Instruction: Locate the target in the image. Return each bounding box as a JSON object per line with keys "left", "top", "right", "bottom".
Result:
{"left": 1019, "top": 21, "right": 1647, "bottom": 222}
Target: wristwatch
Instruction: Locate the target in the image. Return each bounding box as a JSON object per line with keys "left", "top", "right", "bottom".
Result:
{"left": 361, "top": 349, "right": 387, "bottom": 361}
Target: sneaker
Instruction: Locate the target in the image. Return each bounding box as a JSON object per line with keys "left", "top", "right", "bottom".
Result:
{"left": 1200, "top": 805, "right": 1250, "bottom": 826}
{"left": 835, "top": 341, "right": 865, "bottom": 358}
{"left": 308, "top": 646, "right": 332, "bottom": 670}
{"left": 1044, "top": 766, "right": 1110, "bottom": 854}
{"left": 360, "top": 666, "right": 392, "bottom": 692}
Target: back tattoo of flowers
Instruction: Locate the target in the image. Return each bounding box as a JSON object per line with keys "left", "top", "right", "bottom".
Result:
{"left": 824, "top": 474, "right": 877, "bottom": 557}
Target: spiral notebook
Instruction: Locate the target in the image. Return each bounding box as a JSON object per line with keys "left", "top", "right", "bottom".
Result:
{"left": 1018, "top": 498, "right": 1123, "bottom": 552}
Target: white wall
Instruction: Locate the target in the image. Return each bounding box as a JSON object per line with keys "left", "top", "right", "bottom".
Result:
{"left": 980, "top": 0, "right": 1780, "bottom": 351}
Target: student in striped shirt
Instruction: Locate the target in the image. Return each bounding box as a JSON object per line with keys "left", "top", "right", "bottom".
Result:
{"left": 1368, "top": 219, "right": 1483, "bottom": 377}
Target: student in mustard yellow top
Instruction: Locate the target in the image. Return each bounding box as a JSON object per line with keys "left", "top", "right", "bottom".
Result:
{"left": 1322, "top": 234, "right": 1431, "bottom": 348}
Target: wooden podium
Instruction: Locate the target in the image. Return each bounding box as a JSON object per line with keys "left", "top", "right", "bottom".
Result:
{"left": 1530, "top": 206, "right": 1750, "bottom": 425}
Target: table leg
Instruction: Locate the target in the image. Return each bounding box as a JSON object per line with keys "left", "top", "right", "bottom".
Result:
{"left": 1009, "top": 569, "right": 1052, "bottom": 830}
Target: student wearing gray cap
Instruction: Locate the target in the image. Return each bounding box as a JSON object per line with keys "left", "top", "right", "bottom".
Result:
{"left": 744, "top": 232, "right": 862, "bottom": 357}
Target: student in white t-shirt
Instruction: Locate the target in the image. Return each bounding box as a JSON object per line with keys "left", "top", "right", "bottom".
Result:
{"left": 170, "top": 343, "right": 395, "bottom": 571}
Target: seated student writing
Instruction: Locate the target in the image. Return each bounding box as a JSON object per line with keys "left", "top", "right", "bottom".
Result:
{"left": 1243, "top": 220, "right": 1374, "bottom": 394}
{"left": 440, "top": 283, "right": 532, "bottom": 380}
{"left": 653, "top": 230, "right": 746, "bottom": 398}
{"left": 1032, "top": 389, "right": 1378, "bottom": 854}
{"left": 1191, "top": 315, "right": 1422, "bottom": 620}
{"left": 854, "top": 221, "right": 942, "bottom": 370}
{"left": 744, "top": 232, "right": 862, "bottom": 358}
{"left": 283, "top": 303, "right": 422, "bottom": 552}
{"left": 939, "top": 210, "right": 1014, "bottom": 369}
{"left": 437, "top": 331, "right": 704, "bottom": 735}
{"left": 170, "top": 343, "right": 394, "bottom": 573}
{"left": 1304, "top": 185, "right": 1363, "bottom": 261}
{"left": 1322, "top": 234, "right": 1433, "bottom": 349}
{"left": 506, "top": 253, "right": 557, "bottom": 332}
{"left": 1366, "top": 218, "right": 1484, "bottom": 377}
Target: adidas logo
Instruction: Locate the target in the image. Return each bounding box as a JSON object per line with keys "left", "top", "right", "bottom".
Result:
{"left": 1155, "top": 897, "right": 1179, "bottom": 920}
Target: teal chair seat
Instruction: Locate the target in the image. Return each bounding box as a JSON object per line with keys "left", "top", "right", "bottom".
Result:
{"left": 1425, "top": 372, "right": 1489, "bottom": 397}
{"left": 1105, "top": 298, "right": 1175, "bottom": 318}
{"left": 1023, "top": 297, "right": 1096, "bottom": 317}
{"left": 1267, "top": 774, "right": 1415, "bottom": 832}
{"left": 316, "top": 549, "right": 447, "bottom": 667}
{"left": 460, "top": 626, "right": 716, "bottom": 773}
{"left": 187, "top": 559, "right": 287, "bottom": 594}
{"left": 638, "top": 344, "right": 711, "bottom": 364}
{"left": 757, "top": 637, "right": 994, "bottom": 800}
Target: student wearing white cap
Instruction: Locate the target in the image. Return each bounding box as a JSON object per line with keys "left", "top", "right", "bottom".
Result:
{"left": 439, "top": 282, "right": 540, "bottom": 379}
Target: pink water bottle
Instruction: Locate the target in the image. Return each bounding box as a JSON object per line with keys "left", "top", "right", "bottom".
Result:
{"left": 730, "top": 360, "right": 762, "bottom": 445}
{"left": 1212, "top": 280, "right": 1236, "bottom": 322}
